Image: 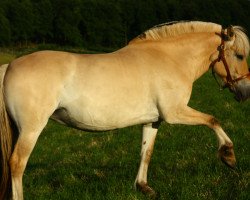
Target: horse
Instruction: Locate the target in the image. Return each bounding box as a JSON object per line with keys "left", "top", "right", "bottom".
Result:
{"left": 0, "top": 21, "right": 250, "bottom": 200}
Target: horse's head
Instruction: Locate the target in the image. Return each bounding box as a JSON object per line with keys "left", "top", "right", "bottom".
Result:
{"left": 211, "top": 25, "right": 250, "bottom": 102}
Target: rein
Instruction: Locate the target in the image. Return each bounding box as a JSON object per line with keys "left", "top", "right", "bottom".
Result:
{"left": 211, "top": 32, "right": 250, "bottom": 89}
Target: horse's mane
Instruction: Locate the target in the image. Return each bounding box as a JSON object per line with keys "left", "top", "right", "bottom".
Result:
{"left": 233, "top": 26, "right": 250, "bottom": 56}
{"left": 129, "top": 21, "right": 250, "bottom": 56}
{"left": 129, "top": 21, "right": 221, "bottom": 43}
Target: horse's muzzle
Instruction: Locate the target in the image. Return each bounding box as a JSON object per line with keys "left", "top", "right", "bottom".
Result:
{"left": 230, "top": 79, "right": 250, "bottom": 102}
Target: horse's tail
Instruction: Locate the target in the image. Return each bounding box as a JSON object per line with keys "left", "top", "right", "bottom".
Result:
{"left": 0, "top": 64, "right": 13, "bottom": 199}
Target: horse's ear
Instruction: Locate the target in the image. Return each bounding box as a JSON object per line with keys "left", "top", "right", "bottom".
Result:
{"left": 226, "top": 25, "right": 235, "bottom": 40}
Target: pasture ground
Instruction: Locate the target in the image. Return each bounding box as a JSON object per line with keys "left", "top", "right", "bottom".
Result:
{"left": 0, "top": 49, "right": 249, "bottom": 200}
{"left": 0, "top": 52, "right": 15, "bottom": 65}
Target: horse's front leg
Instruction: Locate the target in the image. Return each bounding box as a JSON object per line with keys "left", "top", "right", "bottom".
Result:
{"left": 165, "top": 106, "right": 236, "bottom": 168}
{"left": 134, "top": 122, "right": 160, "bottom": 198}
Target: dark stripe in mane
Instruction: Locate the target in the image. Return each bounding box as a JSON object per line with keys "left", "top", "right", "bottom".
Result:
{"left": 152, "top": 20, "right": 190, "bottom": 29}
{"left": 130, "top": 21, "right": 221, "bottom": 44}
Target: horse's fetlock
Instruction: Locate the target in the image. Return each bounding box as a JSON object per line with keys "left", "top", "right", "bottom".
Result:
{"left": 136, "top": 181, "right": 157, "bottom": 199}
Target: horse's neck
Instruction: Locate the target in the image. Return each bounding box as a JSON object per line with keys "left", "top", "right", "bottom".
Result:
{"left": 127, "top": 33, "right": 221, "bottom": 81}
{"left": 165, "top": 33, "right": 221, "bottom": 81}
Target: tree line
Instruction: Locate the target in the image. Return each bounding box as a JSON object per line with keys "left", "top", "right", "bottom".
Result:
{"left": 0, "top": 0, "right": 250, "bottom": 49}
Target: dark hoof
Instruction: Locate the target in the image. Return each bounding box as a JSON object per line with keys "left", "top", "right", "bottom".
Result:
{"left": 136, "top": 182, "right": 157, "bottom": 199}
{"left": 218, "top": 143, "right": 236, "bottom": 169}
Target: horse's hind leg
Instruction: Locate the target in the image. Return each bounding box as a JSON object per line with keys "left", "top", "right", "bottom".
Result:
{"left": 10, "top": 118, "right": 48, "bottom": 200}
{"left": 8, "top": 100, "right": 54, "bottom": 200}
{"left": 135, "top": 122, "right": 160, "bottom": 198}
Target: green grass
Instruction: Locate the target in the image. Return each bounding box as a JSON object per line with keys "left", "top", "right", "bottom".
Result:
{"left": 25, "top": 73, "right": 249, "bottom": 199}
{"left": 0, "top": 50, "right": 249, "bottom": 199}
{"left": 0, "top": 52, "right": 15, "bottom": 65}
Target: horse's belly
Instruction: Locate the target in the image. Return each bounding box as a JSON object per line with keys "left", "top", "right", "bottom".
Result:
{"left": 51, "top": 104, "right": 159, "bottom": 131}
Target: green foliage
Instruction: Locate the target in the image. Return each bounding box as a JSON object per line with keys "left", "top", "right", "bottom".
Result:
{"left": 0, "top": 4, "right": 10, "bottom": 46}
{"left": 5, "top": 0, "right": 34, "bottom": 45}
{"left": 51, "top": 0, "right": 83, "bottom": 46}
{"left": 32, "top": 0, "right": 53, "bottom": 43}
{"left": 80, "top": 0, "right": 124, "bottom": 47}
{"left": 0, "top": 0, "right": 250, "bottom": 48}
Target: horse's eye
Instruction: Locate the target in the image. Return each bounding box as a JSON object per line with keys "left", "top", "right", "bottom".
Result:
{"left": 236, "top": 54, "right": 244, "bottom": 60}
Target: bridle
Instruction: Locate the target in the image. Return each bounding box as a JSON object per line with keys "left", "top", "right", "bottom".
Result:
{"left": 211, "top": 31, "right": 250, "bottom": 89}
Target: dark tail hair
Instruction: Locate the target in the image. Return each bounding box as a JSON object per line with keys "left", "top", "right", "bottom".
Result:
{"left": 0, "top": 64, "right": 13, "bottom": 199}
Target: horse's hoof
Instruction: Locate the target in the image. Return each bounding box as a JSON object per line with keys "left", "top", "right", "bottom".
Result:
{"left": 218, "top": 143, "right": 236, "bottom": 169}
{"left": 136, "top": 182, "right": 157, "bottom": 199}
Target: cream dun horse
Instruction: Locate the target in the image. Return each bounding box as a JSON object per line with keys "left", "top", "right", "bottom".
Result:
{"left": 0, "top": 21, "right": 250, "bottom": 199}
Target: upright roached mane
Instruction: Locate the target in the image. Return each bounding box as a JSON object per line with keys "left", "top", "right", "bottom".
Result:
{"left": 131, "top": 21, "right": 221, "bottom": 42}
{"left": 130, "top": 21, "right": 250, "bottom": 56}
{"left": 0, "top": 21, "right": 250, "bottom": 200}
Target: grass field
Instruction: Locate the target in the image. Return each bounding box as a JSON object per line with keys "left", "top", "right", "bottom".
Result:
{"left": 0, "top": 50, "right": 249, "bottom": 200}
{"left": 0, "top": 52, "right": 15, "bottom": 65}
